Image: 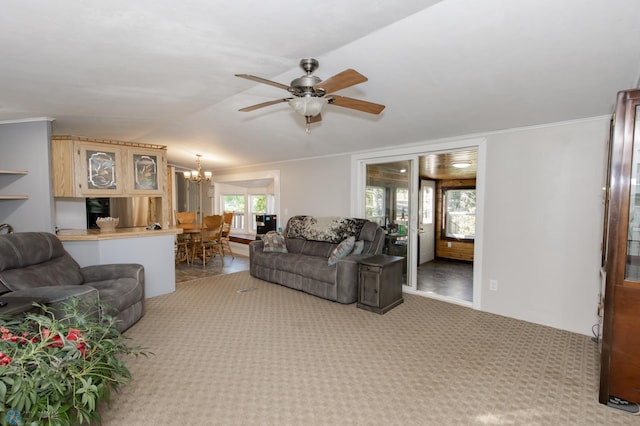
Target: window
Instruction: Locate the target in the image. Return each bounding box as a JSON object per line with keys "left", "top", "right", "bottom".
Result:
{"left": 395, "top": 188, "right": 408, "bottom": 223}
{"left": 442, "top": 187, "right": 476, "bottom": 240}
{"left": 221, "top": 193, "right": 274, "bottom": 233}
{"left": 249, "top": 195, "right": 267, "bottom": 231}
{"left": 422, "top": 185, "right": 433, "bottom": 225}
{"left": 365, "top": 186, "right": 385, "bottom": 225}
{"left": 222, "top": 195, "right": 245, "bottom": 230}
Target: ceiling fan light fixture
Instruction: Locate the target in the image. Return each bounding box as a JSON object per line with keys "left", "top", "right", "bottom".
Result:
{"left": 452, "top": 161, "right": 472, "bottom": 169}
{"left": 288, "top": 96, "right": 327, "bottom": 118}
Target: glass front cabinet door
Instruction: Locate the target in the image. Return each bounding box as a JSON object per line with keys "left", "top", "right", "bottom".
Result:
{"left": 600, "top": 89, "right": 640, "bottom": 408}
{"left": 78, "top": 143, "right": 124, "bottom": 196}
{"left": 127, "top": 148, "right": 166, "bottom": 195}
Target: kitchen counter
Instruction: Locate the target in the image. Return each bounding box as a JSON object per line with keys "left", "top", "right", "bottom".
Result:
{"left": 56, "top": 227, "right": 182, "bottom": 241}
{"left": 58, "top": 227, "right": 182, "bottom": 298}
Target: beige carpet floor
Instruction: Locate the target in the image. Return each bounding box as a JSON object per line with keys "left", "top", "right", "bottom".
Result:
{"left": 99, "top": 271, "right": 637, "bottom": 425}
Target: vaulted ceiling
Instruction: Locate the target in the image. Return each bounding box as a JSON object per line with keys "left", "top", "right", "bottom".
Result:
{"left": 1, "top": 0, "right": 639, "bottom": 172}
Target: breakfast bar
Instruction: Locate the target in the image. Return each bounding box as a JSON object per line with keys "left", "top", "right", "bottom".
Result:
{"left": 56, "top": 227, "right": 182, "bottom": 298}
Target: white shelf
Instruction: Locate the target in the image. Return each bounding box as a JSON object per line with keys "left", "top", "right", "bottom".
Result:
{"left": 0, "top": 196, "right": 28, "bottom": 200}
{"left": 0, "top": 170, "right": 29, "bottom": 199}
{"left": 0, "top": 170, "right": 28, "bottom": 175}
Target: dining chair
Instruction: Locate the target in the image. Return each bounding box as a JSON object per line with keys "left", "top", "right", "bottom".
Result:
{"left": 174, "top": 211, "right": 196, "bottom": 264}
{"left": 175, "top": 210, "right": 196, "bottom": 225}
{"left": 220, "top": 211, "right": 234, "bottom": 258}
{"left": 192, "top": 215, "right": 224, "bottom": 268}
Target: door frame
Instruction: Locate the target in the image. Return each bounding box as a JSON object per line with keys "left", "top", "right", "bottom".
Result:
{"left": 351, "top": 137, "right": 486, "bottom": 310}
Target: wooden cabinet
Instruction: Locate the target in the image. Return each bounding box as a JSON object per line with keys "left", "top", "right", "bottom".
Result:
{"left": 357, "top": 254, "right": 404, "bottom": 314}
{"left": 52, "top": 137, "right": 167, "bottom": 197}
{"left": 78, "top": 142, "right": 125, "bottom": 196}
{"left": 127, "top": 147, "right": 164, "bottom": 196}
{"left": 0, "top": 170, "right": 29, "bottom": 200}
{"left": 600, "top": 89, "right": 640, "bottom": 407}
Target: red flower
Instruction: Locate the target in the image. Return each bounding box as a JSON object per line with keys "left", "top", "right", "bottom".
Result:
{"left": 0, "top": 351, "right": 11, "bottom": 365}
{"left": 67, "top": 328, "right": 82, "bottom": 341}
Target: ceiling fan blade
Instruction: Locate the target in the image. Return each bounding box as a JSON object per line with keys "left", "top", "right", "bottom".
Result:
{"left": 235, "top": 74, "right": 290, "bottom": 91}
{"left": 314, "top": 69, "right": 368, "bottom": 94}
{"left": 239, "top": 98, "right": 291, "bottom": 112}
{"left": 328, "top": 95, "right": 385, "bottom": 115}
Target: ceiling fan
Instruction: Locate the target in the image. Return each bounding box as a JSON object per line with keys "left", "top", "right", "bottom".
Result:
{"left": 235, "top": 58, "right": 385, "bottom": 133}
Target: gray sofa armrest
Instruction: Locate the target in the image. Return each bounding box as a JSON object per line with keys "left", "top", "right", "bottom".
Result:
{"left": 80, "top": 263, "right": 144, "bottom": 284}
{"left": 249, "top": 240, "right": 264, "bottom": 255}
{"left": 249, "top": 240, "right": 264, "bottom": 277}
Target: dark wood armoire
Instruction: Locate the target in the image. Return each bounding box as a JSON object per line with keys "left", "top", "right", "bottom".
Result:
{"left": 600, "top": 89, "right": 640, "bottom": 406}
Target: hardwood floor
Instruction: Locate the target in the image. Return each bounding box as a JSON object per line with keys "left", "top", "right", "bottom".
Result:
{"left": 416, "top": 258, "right": 473, "bottom": 302}
{"left": 175, "top": 254, "right": 473, "bottom": 305}
{"left": 175, "top": 254, "right": 250, "bottom": 283}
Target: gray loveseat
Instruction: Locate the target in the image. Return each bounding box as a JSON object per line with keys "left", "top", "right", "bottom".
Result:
{"left": 250, "top": 216, "right": 384, "bottom": 303}
{"left": 0, "top": 232, "right": 144, "bottom": 332}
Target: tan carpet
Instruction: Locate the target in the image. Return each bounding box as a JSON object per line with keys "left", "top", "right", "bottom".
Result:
{"left": 99, "top": 271, "right": 636, "bottom": 425}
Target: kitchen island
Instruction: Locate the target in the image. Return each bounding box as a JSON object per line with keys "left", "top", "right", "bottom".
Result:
{"left": 57, "top": 227, "right": 182, "bottom": 298}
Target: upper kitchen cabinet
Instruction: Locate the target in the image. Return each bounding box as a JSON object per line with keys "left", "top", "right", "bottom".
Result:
{"left": 78, "top": 142, "right": 125, "bottom": 196}
{"left": 52, "top": 136, "right": 167, "bottom": 197}
{"left": 127, "top": 147, "right": 166, "bottom": 196}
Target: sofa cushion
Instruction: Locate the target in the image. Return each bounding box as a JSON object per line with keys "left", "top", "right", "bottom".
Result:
{"left": 0, "top": 253, "right": 84, "bottom": 291}
{"left": 299, "top": 256, "right": 337, "bottom": 284}
{"left": 285, "top": 238, "right": 305, "bottom": 254}
{"left": 359, "top": 222, "right": 379, "bottom": 242}
{"left": 351, "top": 240, "right": 364, "bottom": 255}
{"left": 88, "top": 278, "right": 143, "bottom": 314}
{"left": 273, "top": 252, "right": 307, "bottom": 274}
{"left": 328, "top": 236, "right": 355, "bottom": 266}
{"left": 300, "top": 240, "right": 336, "bottom": 258}
{"left": 0, "top": 232, "right": 68, "bottom": 271}
{"left": 262, "top": 232, "right": 288, "bottom": 253}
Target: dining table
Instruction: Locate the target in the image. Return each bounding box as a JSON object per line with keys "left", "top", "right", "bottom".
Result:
{"left": 176, "top": 223, "right": 205, "bottom": 264}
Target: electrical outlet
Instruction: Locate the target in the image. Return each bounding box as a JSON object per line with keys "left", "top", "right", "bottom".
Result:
{"left": 447, "top": 242, "right": 452, "bottom": 248}
{"left": 489, "top": 280, "right": 498, "bottom": 291}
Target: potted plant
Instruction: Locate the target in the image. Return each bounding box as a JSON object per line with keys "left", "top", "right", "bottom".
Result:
{"left": 0, "top": 299, "right": 146, "bottom": 425}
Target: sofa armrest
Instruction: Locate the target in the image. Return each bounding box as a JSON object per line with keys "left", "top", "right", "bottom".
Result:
{"left": 249, "top": 240, "right": 264, "bottom": 256}
{"left": 80, "top": 263, "right": 144, "bottom": 284}
{"left": 335, "top": 254, "right": 375, "bottom": 303}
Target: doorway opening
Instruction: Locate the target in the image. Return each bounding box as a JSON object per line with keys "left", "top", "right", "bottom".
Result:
{"left": 416, "top": 150, "right": 476, "bottom": 304}
{"left": 353, "top": 138, "right": 484, "bottom": 309}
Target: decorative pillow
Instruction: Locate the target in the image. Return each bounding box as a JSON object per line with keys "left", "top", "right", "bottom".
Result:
{"left": 328, "top": 236, "right": 355, "bottom": 266}
{"left": 262, "top": 232, "right": 288, "bottom": 253}
{"left": 351, "top": 240, "right": 364, "bottom": 255}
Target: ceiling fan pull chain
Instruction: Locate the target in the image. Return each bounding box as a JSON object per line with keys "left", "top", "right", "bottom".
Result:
{"left": 305, "top": 116, "right": 312, "bottom": 134}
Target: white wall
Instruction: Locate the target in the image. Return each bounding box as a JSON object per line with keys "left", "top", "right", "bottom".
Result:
{"left": 219, "top": 117, "right": 609, "bottom": 336}
{"left": 219, "top": 155, "right": 352, "bottom": 226}
{"left": 0, "top": 119, "right": 56, "bottom": 232}
{"left": 0, "top": 116, "right": 609, "bottom": 336}
{"left": 481, "top": 117, "right": 608, "bottom": 335}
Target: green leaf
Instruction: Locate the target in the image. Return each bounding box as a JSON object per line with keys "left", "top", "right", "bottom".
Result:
{"left": 0, "top": 297, "right": 150, "bottom": 424}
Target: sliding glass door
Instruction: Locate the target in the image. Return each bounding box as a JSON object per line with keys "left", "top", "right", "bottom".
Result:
{"left": 364, "top": 159, "right": 414, "bottom": 287}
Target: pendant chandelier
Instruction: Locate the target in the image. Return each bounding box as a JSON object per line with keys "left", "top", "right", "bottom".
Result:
{"left": 183, "top": 154, "right": 212, "bottom": 183}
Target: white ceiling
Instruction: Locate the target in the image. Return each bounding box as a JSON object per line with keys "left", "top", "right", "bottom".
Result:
{"left": 2, "top": 0, "right": 639, "bottom": 172}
